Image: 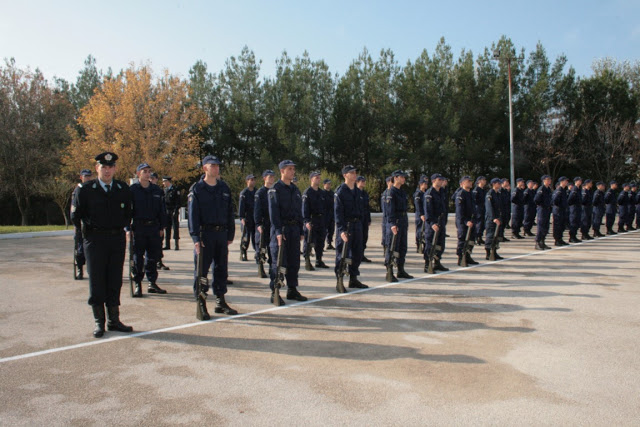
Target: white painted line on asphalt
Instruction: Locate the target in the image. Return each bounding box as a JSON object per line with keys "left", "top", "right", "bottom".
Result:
{"left": 1, "top": 230, "right": 637, "bottom": 364}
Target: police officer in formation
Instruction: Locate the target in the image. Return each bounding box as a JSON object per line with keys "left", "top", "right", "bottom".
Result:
{"left": 238, "top": 174, "right": 257, "bottom": 261}
{"left": 498, "top": 179, "right": 511, "bottom": 241}
{"left": 580, "top": 179, "right": 594, "bottom": 240}
{"left": 71, "top": 152, "right": 133, "bottom": 338}
{"left": 413, "top": 176, "right": 429, "bottom": 252}
{"left": 617, "top": 183, "right": 632, "bottom": 232}
{"left": 534, "top": 175, "right": 553, "bottom": 250}
{"left": 72, "top": 169, "right": 93, "bottom": 280}
{"left": 302, "top": 171, "right": 329, "bottom": 270}
{"left": 510, "top": 178, "right": 526, "bottom": 239}
{"left": 268, "top": 160, "right": 308, "bottom": 305}
{"left": 382, "top": 170, "right": 414, "bottom": 281}
{"left": 356, "top": 176, "right": 373, "bottom": 263}
{"left": 522, "top": 180, "right": 538, "bottom": 237}
{"left": 552, "top": 177, "right": 570, "bottom": 246}
{"left": 322, "top": 179, "right": 336, "bottom": 250}
{"left": 254, "top": 170, "right": 275, "bottom": 278}
{"left": 455, "top": 176, "right": 478, "bottom": 265}
{"left": 484, "top": 178, "right": 503, "bottom": 259}
{"left": 128, "top": 163, "right": 168, "bottom": 297}
{"left": 334, "top": 165, "right": 368, "bottom": 290}
{"left": 632, "top": 183, "right": 639, "bottom": 229}
{"left": 604, "top": 181, "right": 618, "bottom": 234}
{"left": 423, "top": 173, "right": 448, "bottom": 273}
{"left": 591, "top": 181, "right": 606, "bottom": 237}
{"left": 162, "top": 176, "right": 181, "bottom": 250}
{"left": 188, "top": 155, "right": 237, "bottom": 316}
{"left": 567, "top": 177, "right": 583, "bottom": 243}
{"left": 473, "top": 176, "right": 487, "bottom": 245}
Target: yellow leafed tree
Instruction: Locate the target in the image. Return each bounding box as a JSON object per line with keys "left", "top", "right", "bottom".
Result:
{"left": 64, "top": 65, "right": 209, "bottom": 181}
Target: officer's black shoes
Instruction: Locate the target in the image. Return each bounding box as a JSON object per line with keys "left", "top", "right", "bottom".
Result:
{"left": 163, "top": 245, "right": 170, "bottom": 250}
{"left": 362, "top": 256, "right": 372, "bottom": 263}
{"left": 326, "top": 243, "right": 335, "bottom": 250}
{"left": 226, "top": 279, "right": 234, "bottom": 285}
{"left": 174, "top": 240, "right": 179, "bottom": 250}
{"left": 386, "top": 266, "right": 398, "bottom": 282}
{"left": 628, "top": 226, "right": 636, "bottom": 231}
{"left": 240, "top": 250, "right": 248, "bottom": 261}
{"left": 286, "top": 288, "right": 308, "bottom": 302}
{"left": 594, "top": 230, "right": 604, "bottom": 237}
{"left": 348, "top": 278, "right": 369, "bottom": 289}
{"left": 501, "top": 236, "right": 511, "bottom": 242}
{"left": 560, "top": 240, "right": 570, "bottom": 246}
{"left": 148, "top": 282, "right": 167, "bottom": 294}
{"left": 157, "top": 261, "right": 170, "bottom": 271}
{"left": 397, "top": 266, "right": 413, "bottom": 279}
{"left": 270, "top": 291, "right": 285, "bottom": 306}
{"left": 542, "top": 240, "right": 552, "bottom": 250}
{"left": 466, "top": 254, "right": 479, "bottom": 265}
{"left": 476, "top": 237, "right": 485, "bottom": 245}
{"left": 92, "top": 305, "right": 105, "bottom": 338}
{"left": 606, "top": 230, "right": 617, "bottom": 235}
{"left": 133, "top": 282, "right": 143, "bottom": 298}
{"left": 434, "top": 260, "right": 449, "bottom": 271}
{"left": 554, "top": 240, "right": 563, "bottom": 247}
{"left": 214, "top": 295, "right": 238, "bottom": 315}
{"left": 106, "top": 306, "right": 133, "bottom": 333}
{"left": 445, "top": 233, "right": 450, "bottom": 237}
{"left": 511, "top": 233, "right": 525, "bottom": 240}
{"left": 485, "top": 249, "right": 491, "bottom": 259}
{"left": 315, "top": 260, "right": 329, "bottom": 268}
{"left": 304, "top": 259, "right": 316, "bottom": 271}
{"left": 535, "top": 241, "right": 545, "bottom": 250}
{"left": 524, "top": 230, "right": 535, "bottom": 237}
{"left": 569, "top": 237, "right": 581, "bottom": 243}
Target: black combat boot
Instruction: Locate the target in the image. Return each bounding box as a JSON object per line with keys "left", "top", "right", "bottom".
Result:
{"left": 397, "top": 264, "right": 413, "bottom": 279}
{"left": 511, "top": 232, "right": 524, "bottom": 239}
{"left": 542, "top": 239, "right": 552, "bottom": 250}
{"left": 214, "top": 295, "right": 238, "bottom": 315}
{"left": 457, "top": 254, "right": 464, "bottom": 266}
{"left": 348, "top": 278, "right": 369, "bottom": 288}
{"left": 477, "top": 236, "right": 485, "bottom": 245}
{"left": 157, "top": 261, "right": 170, "bottom": 271}
{"left": 326, "top": 242, "right": 335, "bottom": 250}
{"left": 304, "top": 256, "right": 315, "bottom": 271}
{"left": 133, "top": 282, "right": 142, "bottom": 298}
{"left": 554, "top": 239, "right": 563, "bottom": 247}
{"left": 434, "top": 259, "right": 449, "bottom": 271}
{"left": 315, "top": 257, "right": 329, "bottom": 268}
{"left": 148, "top": 282, "right": 167, "bottom": 294}
{"left": 535, "top": 241, "right": 545, "bottom": 250}
{"left": 92, "top": 304, "right": 105, "bottom": 338}
{"left": 270, "top": 291, "right": 285, "bottom": 306}
{"left": 362, "top": 256, "right": 372, "bottom": 263}
{"left": 525, "top": 230, "right": 535, "bottom": 237}
{"left": 466, "top": 253, "right": 478, "bottom": 265}
{"left": 386, "top": 266, "right": 398, "bottom": 282}
{"left": 106, "top": 306, "right": 133, "bottom": 332}
{"left": 174, "top": 240, "right": 179, "bottom": 250}
{"left": 286, "top": 288, "right": 308, "bottom": 302}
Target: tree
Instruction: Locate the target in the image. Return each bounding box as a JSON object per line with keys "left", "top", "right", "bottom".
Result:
{"left": 0, "top": 59, "right": 75, "bottom": 225}
{"left": 63, "top": 64, "right": 209, "bottom": 183}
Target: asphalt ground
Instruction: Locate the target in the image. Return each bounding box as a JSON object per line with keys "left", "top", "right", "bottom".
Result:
{"left": 1, "top": 219, "right": 639, "bottom": 426}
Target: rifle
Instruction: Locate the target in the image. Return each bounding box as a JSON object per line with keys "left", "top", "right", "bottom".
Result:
{"left": 196, "top": 236, "right": 210, "bottom": 320}
{"left": 336, "top": 225, "right": 351, "bottom": 293}
{"left": 418, "top": 221, "right": 426, "bottom": 253}
{"left": 274, "top": 238, "right": 286, "bottom": 306}
{"left": 240, "top": 223, "right": 250, "bottom": 261}
{"left": 304, "top": 223, "right": 315, "bottom": 271}
{"left": 427, "top": 213, "right": 445, "bottom": 274}
{"left": 460, "top": 224, "right": 475, "bottom": 267}
{"left": 489, "top": 225, "right": 500, "bottom": 261}
{"left": 128, "top": 234, "right": 134, "bottom": 297}
{"left": 257, "top": 228, "right": 268, "bottom": 278}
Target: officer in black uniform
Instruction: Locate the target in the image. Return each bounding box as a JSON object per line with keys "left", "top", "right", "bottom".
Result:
{"left": 162, "top": 176, "right": 181, "bottom": 250}
{"left": 356, "top": 175, "right": 373, "bottom": 262}
{"left": 384, "top": 170, "right": 414, "bottom": 280}
{"left": 268, "top": 160, "right": 308, "bottom": 305}
{"left": 239, "top": 174, "right": 257, "bottom": 261}
{"left": 580, "top": 179, "right": 594, "bottom": 240}
{"left": 473, "top": 176, "right": 487, "bottom": 245}
{"left": 334, "top": 165, "right": 368, "bottom": 290}
{"left": 413, "top": 176, "right": 428, "bottom": 252}
{"left": 534, "top": 175, "right": 553, "bottom": 250}
{"left": 591, "top": 181, "right": 606, "bottom": 237}
{"left": 72, "top": 169, "right": 93, "bottom": 280}
{"left": 523, "top": 180, "right": 537, "bottom": 237}
{"left": 630, "top": 183, "right": 639, "bottom": 229}
{"left": 604, "top": 181, "right": 618, "bottom": 234}
{"left": 423, "top": 173, "right": 448, "bottom": 273}
{"left": 188, "top": 155, "right": 237, "bottom": 315}
{"left": 254, "top": 169, "right": 275, "bottom": 278}
{"left": 484, "top": 178, "right": 503, "bottom": 259}
{"left": 322, "top": 179, "right": 336, "bottom": 250}
{"left": 552, "top": 176, "right": 570, "bottom": 246}
{"left": 498, "top": 179, "right": 511, "bottom": 241}
{"left": 302, "top": 171, "right": 328, "bottom": 269}
{"left": 617, "top": 183, "right": 631, "bottom": 232}
{"left": 381, "top": 176, "right": 393, "bottom": 253}
{"left": 567, "top": 177, "right": 583, "bottom": 243}
{"left": 128, "top": 163, "right": 168, "bottom": 296}
{"left": 71, "top": 152, "right": 133, "bottom": 338}
{"left": 510, "top": 178, "right": 526, "bottom": 239}
{"left": 455, "top": 176, "right": 477, "bottom": 265}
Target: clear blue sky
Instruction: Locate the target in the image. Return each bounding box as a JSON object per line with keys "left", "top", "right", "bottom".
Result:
{"left": 1, "top": 0, "right": 638, "bottom": 83}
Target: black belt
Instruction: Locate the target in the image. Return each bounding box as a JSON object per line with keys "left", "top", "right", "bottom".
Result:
{"left": 134, "top": 220, "right": 158, "bottom": 226}
{"left": 201, "top": 224, "right": 227, "bottom": 232}
{"left": 87, "top": 227, "right": 123, "bottom": 235}
{"left": 284, "top": 220, "right": 300, "bottom": 226}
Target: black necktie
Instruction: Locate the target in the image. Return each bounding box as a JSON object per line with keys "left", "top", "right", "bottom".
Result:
{"left": 105, "top": 184, "right": 111, "bottom": 193}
